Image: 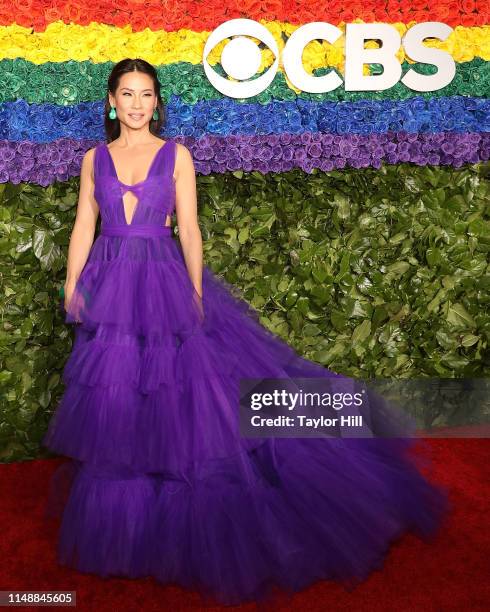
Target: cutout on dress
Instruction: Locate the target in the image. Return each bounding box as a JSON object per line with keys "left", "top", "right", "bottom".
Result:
{"left": 120, "top": 187, "right": 140, "bottom": 226}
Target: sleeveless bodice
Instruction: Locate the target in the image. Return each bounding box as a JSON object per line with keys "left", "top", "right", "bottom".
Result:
{"left": 94, "top": 140, "right": 176, "bottom": 238}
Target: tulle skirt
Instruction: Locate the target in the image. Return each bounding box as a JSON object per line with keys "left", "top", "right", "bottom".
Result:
{"left": 42, "top": 230, "right": 450, "bottom": 606}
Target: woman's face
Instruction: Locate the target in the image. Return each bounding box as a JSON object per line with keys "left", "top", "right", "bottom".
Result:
{"left": 109, "top": 71, "right": 157, "bottom": 130}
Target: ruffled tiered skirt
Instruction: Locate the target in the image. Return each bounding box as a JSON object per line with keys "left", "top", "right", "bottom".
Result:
{"left": 42, "top": 230, "right": 450, "bottom": 606}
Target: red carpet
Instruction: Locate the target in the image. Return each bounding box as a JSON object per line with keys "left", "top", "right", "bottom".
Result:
{"left": 1, "top": 436, "right": 489, "bottom": 611}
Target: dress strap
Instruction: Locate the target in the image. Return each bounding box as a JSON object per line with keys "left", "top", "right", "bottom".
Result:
{"left": 152, "top": 139, "right": 176, "bottom": 181}
{"left": 166, "top": 141, "right": 177, "bottom": 217}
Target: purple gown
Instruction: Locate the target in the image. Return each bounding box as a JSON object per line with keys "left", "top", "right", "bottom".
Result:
{"left": 42, "top": 138, "right": 450, "bottom": 606}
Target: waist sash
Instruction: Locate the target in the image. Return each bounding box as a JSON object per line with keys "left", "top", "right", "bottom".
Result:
{"left": 100, "top": 224, "right": 172, "bottom": 238}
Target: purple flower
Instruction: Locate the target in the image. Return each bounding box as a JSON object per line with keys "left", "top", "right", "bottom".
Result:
{"left": 256, "top": 145, "right": 273, "bottom": 162}
{"left": 299, "top": 131, "right": 314, "bottom": 145}
{"left": 294, "top": 148, "right": 308, "bottom": 163}
{"left": 306, "top": 142, "right": 322, "bottom": 158}
{"left": 441, "top": 141, "right": 455, "bottom": 154}
{"left": 320, "top": 159, "right": 335, "bottom": 171}
{"left": 270, "top": 159, "right": 283, "bottom": 172}
{"left": 225, "top": 156, "right": 242, "bottom": 171}
{"left": 281, "top": 146, "right": 295, "bottom": 162}
{"left": 279, "top": 133, "right": 293, "bottom": 145}
{"left": 339, "top": 141, "right": 354, "bottom": 157}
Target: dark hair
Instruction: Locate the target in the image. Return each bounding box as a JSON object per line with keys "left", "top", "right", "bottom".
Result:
{"left": 104, "top": 58, "right": 166, "bottom": 143}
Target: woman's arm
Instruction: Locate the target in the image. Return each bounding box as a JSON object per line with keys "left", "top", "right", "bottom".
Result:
{"left": 174, "top": 143, "right": 203, "bottom": 299}
{"left": 64, "top": 148, "right": 100, "bottom": 306}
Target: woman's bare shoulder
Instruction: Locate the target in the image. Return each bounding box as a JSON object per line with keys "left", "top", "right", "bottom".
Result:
{"left": 80, "top": 147, "right": 98, "bottom": 183}
{"left": 174, "top": 142, "right": 192, "bottom": 156}
{"left": 174, "top": 142, "right": 195, "bottom": 179}
{"left": 174, "top": 142, "right": 194, "bottom": 165}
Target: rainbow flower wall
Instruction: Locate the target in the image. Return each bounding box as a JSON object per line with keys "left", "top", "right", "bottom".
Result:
{"left": 0, "top": 1, "right": 489, "bottom": 459}
{"left": 1, "top": 3, "right": 490, "bottom": 180}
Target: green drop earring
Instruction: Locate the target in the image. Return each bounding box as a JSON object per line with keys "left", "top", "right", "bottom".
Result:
{"left": 152, "top": 108, "right": 159, "bottom": 120}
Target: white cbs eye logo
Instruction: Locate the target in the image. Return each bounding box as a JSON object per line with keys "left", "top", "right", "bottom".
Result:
{"left": 203, "top": 18, "right": 455, "bottom": 98}
{"left": 202, "top": 19, "right": 279, "bottom": 99}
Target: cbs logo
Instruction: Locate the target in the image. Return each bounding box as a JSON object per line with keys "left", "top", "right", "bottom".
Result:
{"left": 203, "top": 19, "right": 456, "bottom": 98}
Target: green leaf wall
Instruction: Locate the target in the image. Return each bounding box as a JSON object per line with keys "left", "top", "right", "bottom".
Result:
{"left": 1, "top": 162, "right": 489, "bottom": 461}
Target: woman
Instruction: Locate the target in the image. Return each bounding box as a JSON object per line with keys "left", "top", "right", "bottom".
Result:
{"left": 42, "top": 58, "right": 450, "bottom": 606}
